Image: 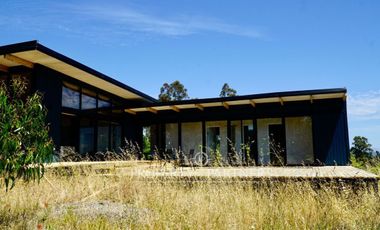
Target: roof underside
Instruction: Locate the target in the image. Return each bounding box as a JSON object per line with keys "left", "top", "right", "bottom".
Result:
{"left": 125, "top": 89, "right": 347, "bottom": 115}
{"left": 0, "top": 41, "right": 156, "bottom": 102}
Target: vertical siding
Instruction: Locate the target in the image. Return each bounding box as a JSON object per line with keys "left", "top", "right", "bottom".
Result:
{"left": 32, "top": 64, "right": 62, "bottom": 148}
{"left": 312, "top": 99, "right": 349, "bottom": 165}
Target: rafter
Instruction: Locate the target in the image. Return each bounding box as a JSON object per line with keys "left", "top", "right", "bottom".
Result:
{"left": 250, "top": 99, "right": 256, "bottom": 108}
{"left": 195, "top": 104, "right": 204, "bottom": 111}
{"left": 147, "top": 107, "right": 158, "bottom": 114}
{"left": 170, "top": 105, "right": 180, "bottom": 112}
{"left": 125, "top": 109, "right": 137, "bottom": 115}
{"left": 279, "top": 97, "right": 284, "bottom": 106}
{"left": 222, "top": 102, "right": 229, "bottom": 109}
{"left": 0, "top": 64, "right": 8, "bottom": 72}
{"left": 3, "top": 54, "right": 34, "bottom": 68}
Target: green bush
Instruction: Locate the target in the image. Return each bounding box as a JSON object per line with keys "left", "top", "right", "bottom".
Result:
{"left": 0, "top": 79, "right": 53, "bottom": 190}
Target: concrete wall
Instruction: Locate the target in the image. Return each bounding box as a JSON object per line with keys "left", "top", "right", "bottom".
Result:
{"left": 181, "top": 122, "right": 202, "bottom": 155}
{"left": 165, "top": 123, "right": 178, "bottom": 150}
{"left": 285, "top": 117, "right": 314, "bottom": 164}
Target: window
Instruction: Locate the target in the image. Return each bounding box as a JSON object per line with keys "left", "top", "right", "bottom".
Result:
{"left": 111, "top": 124, "right": 122, "bottom": 152}
{"left": 98, "top": 95, "right": 111, "bottom": 108}
{"left": 206, "top": 121, "right": 228, "bottom": 158}
{"left": 97, "top": 121, "right": 110, "bottom": 152}
{"left": 207, "top": 127, "right": 220, "bottom": 153}
{"left": 143, "top": 126, "right": 151, "bottom": 154}
{"left": 81, "top": 88, "right": 96, "bottom": 110}
{"left": 79, "top": 127, "right": 94, "bottom": 154}
{"left": 62, "top": 82, "right": 80, "bottom": 109}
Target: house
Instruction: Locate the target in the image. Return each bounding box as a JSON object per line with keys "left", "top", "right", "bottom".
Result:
{"left": 0, "top": 41, "right": 350, "bottom": 165}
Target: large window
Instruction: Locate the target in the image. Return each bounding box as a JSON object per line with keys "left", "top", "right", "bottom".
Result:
{"left": 79, "top": 119, "right": 95, "bottom": 154}
{"left": 62, "top": 83, "right": 80, "bottom": 109}
{"left": 97, "top": 121, "right": 110, "bottom": 152}
{"left": 111, "top": 124, "right": 122, "bottom": 152}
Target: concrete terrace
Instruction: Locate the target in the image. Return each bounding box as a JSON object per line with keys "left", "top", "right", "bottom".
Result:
{"left": 46, "top": 161, "right": 378, "bottom": 182}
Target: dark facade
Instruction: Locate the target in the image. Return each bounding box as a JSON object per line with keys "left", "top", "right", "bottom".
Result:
{"left": 0, "top": 41, "right": 350, "bottom": 165}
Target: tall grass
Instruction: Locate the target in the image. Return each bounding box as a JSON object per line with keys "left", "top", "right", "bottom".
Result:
{"left": 0, "top": 164, "right": 379, "bottom": 229}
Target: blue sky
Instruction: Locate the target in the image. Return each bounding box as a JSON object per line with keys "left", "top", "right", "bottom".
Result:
{"left": 2, "top": 0, "right": 380, "bottom": 148}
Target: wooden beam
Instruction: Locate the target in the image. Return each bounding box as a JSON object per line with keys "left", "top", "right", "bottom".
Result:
{"left": 3, "top": 54, "right": 34, "bottom": 68}
{"left": 195, "top": 104, "right": 204, "bottom": 111}
{"left": 61, "top": 112, "right": 76, "bottom": 117}
{"left": 310, "top": 95, "right": 314, "bottom": 104}
{"left": 0, "top": 64, "right": 8, "bottom": 72}
{"left": 222, "top": 102, "right": 230, "bottom": 109}
{"left": 343, "top": 95, "right": 347, "bottom": 101}
{"left": 147, "top": 107, "right": 158, "bottom": 114}
{"left": 279, "top": 97, "right": 284, "bottom": 106}
{"left": 170, "top": 105, "right": 180, "bottom": 112}
{"left": 125, "top": 109, "right": 137, "bottom": 115}
{"left": 250, "top": 99, "right": 256, "bottom": 108}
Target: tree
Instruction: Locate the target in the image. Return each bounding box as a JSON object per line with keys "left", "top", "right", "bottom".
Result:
{"left": 158, "top": 80, "right": 189, "bottom": 102}
{"left": 350, "top": 136, "right": 373, "bottom": 163}
{"left": 219, "top": 83, "right": 237, "bottom": 97}
{"left": 0, "top": 79, "right": 53, "bottom": 190}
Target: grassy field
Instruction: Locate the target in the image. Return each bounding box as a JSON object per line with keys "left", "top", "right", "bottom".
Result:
{"left": 0, "top": 163, "right": 379, "bottom": 229}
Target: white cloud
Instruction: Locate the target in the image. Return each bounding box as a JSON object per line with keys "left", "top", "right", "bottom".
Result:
{"left": 0, "top": 2, "right": 264, "bottom": 46}
{"left": 348, "top": 90, "right": 380, "bottom": 120}
{"left": 63, "top": 4, "right": 263, "bottom": 38}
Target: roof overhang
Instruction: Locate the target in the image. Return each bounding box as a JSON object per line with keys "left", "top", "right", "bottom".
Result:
{"left": 0, "top": 41, "right": 156, "bottom": 102}
{"left": 125, "top": 88, "right": 347, "bottom": 114}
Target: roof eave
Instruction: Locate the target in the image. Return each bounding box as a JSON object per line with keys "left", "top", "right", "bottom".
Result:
{"left": 0, "top": 40, "right": 157, "bottom": 103}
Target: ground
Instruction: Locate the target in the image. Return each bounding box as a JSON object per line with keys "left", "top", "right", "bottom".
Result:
{"left": 0, "top": 161, "right": 379, "bottom": 229}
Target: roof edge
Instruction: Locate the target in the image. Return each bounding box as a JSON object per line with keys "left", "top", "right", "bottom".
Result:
{"left": 0, "top": 40, "right": 158, "bottom": 103}
{"left": 136, "top": 88, "right": 347, "bottom": 108}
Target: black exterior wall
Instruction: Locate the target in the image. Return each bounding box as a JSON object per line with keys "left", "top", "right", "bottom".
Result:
{"left": 312, "top": 99, "right": 350, "bottom": 165}
{"left": 32, "top": 64, "right": 63, "bottom": 147}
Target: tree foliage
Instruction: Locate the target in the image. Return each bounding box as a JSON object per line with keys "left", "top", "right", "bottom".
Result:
{"left": 0, "top": 79, "right": 53, "bottom": 190}
{"left": 219, "top": 83, "right": 237, "bottom": 97}
{"left": 158, "top": 80, "right": 189, "bottom": 102}
{"left": 350, "top": 136, "right": 374, "bottom": 163}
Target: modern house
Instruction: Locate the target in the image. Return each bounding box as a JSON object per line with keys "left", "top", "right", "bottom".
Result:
{"left": 0, "top": 41, "right": 350, "bottom": 166}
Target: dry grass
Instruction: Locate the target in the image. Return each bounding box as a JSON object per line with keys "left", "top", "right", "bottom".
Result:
{"left": 0, "top": 164, "right": 379, "bottom": 229}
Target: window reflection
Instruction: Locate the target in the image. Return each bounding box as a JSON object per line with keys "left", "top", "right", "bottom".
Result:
{"left": 111, "top": 124, "right": 122, "bottom": 152}
{"left": 62, "top": 85, "right": 80, "bottom": 109}
{"left": 97, "top": 121, "right": 110, "bottom": 152}
{"left": 80, "top": 127, "right": 94, "bottom": 154}
{"left": 81, "top": 88, "right": 96, "bottom": 110}
{"left": 98, "top": 99, "right": 111, "bottom": 108}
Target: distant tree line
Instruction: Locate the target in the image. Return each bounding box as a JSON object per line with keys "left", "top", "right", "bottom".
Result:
{"left": 158, "top": 80, "right": 237, "bottom": 102}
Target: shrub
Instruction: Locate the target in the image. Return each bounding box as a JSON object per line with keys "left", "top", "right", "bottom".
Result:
{"left": 0, "top": 79, "right": 53, "bottom": 190}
